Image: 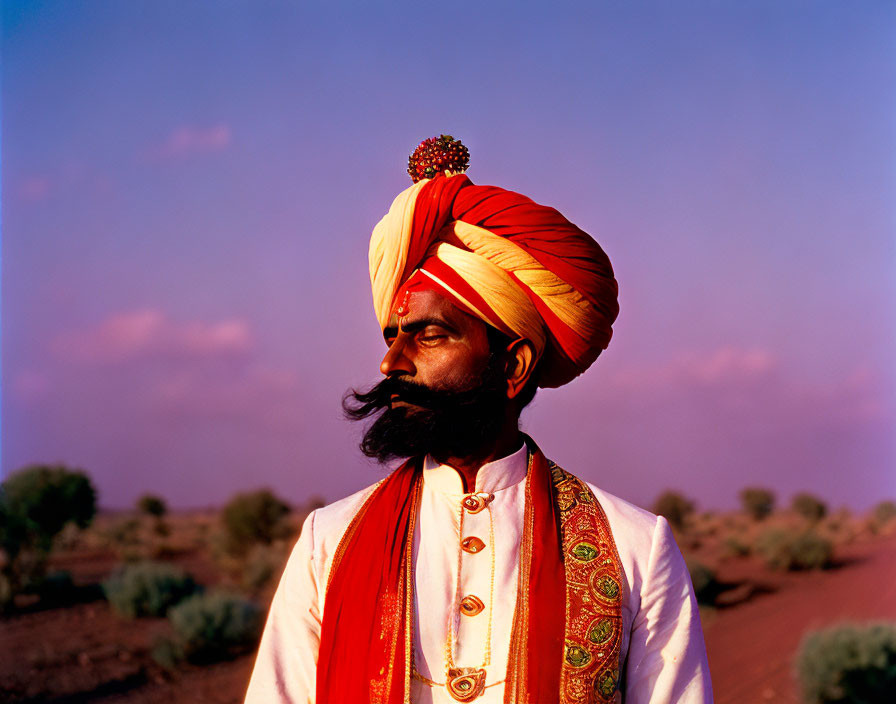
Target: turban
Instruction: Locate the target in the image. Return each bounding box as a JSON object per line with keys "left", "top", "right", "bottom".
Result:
{"left": 369, "top": 173, "right": 618, "bottom": 388}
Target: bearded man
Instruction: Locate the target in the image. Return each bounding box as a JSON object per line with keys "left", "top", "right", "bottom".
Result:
{"left": 245, "top": 136, "right": 712, "bottom": 703}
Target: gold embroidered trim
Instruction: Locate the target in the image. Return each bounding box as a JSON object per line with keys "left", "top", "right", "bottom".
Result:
{"left": 551, "top": 463, "right": 624, "bottom": 704}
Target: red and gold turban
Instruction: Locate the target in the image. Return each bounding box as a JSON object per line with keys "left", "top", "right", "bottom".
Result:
{"left": 369, "top": 172, "right": 619, "bottom": 388}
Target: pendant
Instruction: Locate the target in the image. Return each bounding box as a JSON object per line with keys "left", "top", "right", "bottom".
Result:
{"left": 446, "top": 667, "right": 486, "bottom": 701}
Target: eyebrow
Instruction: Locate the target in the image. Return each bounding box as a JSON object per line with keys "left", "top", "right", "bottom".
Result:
{"left": 383, "top": 317, "right": 457, "bottom": 340}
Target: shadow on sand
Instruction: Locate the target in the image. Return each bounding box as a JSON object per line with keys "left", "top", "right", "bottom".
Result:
{"left": 12, "top": 583, "right": 105, "bottom": 616}
{"left": 12, "top": 671, "right": 149, "bottom": 704}
{"left": 710, "top": 580, "right": 778, "bottom": 609}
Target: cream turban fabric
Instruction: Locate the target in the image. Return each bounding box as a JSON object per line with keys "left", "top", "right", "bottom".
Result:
{"left": 369, "top": 173, "right": 618, "bottom": 388}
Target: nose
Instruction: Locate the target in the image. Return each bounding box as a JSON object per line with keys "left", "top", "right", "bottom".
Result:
{"left": 380, "top": 337, "right": 415, "bottom": 377}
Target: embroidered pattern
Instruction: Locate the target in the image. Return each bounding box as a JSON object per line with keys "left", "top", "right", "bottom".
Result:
{"left": 550, "top": 463, "right": 624, "bottom": 704}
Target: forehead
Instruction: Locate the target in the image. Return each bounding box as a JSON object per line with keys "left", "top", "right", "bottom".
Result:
{"left": 386, "top": 289, "right": 481, "bottom": 331}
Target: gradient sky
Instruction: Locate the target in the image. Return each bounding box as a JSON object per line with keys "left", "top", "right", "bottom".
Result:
{"left": 3, "top": 1, "right": 894, "bottom": 511}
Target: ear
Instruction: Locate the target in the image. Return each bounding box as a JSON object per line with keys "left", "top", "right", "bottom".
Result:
{"left": 504, "top": 338, "right": 537, "bottom": 399}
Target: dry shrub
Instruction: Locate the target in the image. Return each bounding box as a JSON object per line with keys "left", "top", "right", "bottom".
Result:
{"left": 155, "top": 591, "right": 263, "bottom": 665}
{"left": 221, "top": 489, "right": 292, "bottom": 557}
{"left": 796, "top": 622, "right": 896, "bottom": 703}
{"left": 739, "top": 487, "right": 775, "bottom": 521}
{"left": 792, "top": 493, "right": 828, "bottom": 523}
{"left": 651, "top": 491, "right": 695, "bottom": 531}
{"left": 103, "top": 561, "right": 198, "bottom": 618}
{"left": 755, "top": 529, "right": 833, "bottom": 571}
{"left": 137, "top": 494, "right": 167, "bottom": 518}
{"left": 871, "top": 501, "right": 896, "bottom": 533}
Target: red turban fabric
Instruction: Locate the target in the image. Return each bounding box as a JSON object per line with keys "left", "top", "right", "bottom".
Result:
{"left": 369, "top": 173, "right": 618, "bottom": 387}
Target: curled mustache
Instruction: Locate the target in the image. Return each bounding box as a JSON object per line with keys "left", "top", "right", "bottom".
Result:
{"left": 342, "top": 359, "right": 509, "bottom": 463}
{"left": 342, "top": 375, "right": 492, "bottom": 421}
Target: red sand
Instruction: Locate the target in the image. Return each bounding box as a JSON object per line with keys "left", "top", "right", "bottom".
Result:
{"left": 702, "top": 533, "right": 896, "bottom": 703}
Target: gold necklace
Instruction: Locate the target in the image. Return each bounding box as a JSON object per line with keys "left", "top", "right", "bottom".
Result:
{"left": 411, "top": 492, "right": 504, "bottom": 701}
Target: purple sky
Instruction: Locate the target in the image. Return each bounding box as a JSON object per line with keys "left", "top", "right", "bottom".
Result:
{"left": 3, "top": 2, "right": 894, "bottom": 511}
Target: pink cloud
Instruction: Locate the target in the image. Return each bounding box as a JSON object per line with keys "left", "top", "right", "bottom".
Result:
{"left": 145, "top": 124, "right": 232, "bottom": 161}
{"left": 610, "top": 346, "right": 776, "bottom": 391}
{"left": 149, "top": 365, "right": 302, "bottom": 429}
{"left": 586, "top": 345, "right": 890, "bottom": 433}
{"left": 16, "top": 176, "right": 52, "bottom": 202}
{"left": 12, "top": 164, "right": 116, "bottom": 204}
{"left": 42, "top": 310, "right": 301, "bottom": 436}
{"left": 54, "top": 309, "right": 253, "bottom": 364}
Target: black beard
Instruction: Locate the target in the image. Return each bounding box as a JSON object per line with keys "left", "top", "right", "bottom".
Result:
{"left": 342, "top": 356, "right": 509, "bottom": 464}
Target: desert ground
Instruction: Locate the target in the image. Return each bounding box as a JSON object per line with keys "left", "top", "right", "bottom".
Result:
{"left": 1, "top": 505, "right": 894, "bottom": 704}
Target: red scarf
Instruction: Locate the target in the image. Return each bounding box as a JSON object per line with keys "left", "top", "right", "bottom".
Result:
{"left": 317, "top": 443, "right": 623, "bottom": 703}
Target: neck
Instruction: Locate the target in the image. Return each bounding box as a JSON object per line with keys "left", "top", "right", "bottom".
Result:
{"left": 433, "top": 422, "right": 524, "bottom": 493}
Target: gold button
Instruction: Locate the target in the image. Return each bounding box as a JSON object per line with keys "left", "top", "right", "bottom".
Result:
{"left": 461, "top": 537, "right": 486, "bottom": 554}
{"left": 461, "top": 493, "right": 494, "bottom": 514}
{"left": 459, "top": 595, "right": 485, "bottom": 616}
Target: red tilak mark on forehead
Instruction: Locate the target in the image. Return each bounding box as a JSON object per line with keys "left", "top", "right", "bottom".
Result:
{"left": 396, "top": 289, "right": 411, "bottom": 318}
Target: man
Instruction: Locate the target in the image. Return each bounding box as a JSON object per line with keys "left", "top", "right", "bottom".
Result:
{"left": 246, "top": 135, "right": 712, "bottom": 703}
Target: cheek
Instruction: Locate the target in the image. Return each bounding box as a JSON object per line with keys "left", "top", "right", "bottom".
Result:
{"left": 421, "top": 347, "right": 490, "bottom": 387}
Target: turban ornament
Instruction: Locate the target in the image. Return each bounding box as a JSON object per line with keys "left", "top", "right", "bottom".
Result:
{"left": 369, "top": 136, "right": 619, "bottom": 388}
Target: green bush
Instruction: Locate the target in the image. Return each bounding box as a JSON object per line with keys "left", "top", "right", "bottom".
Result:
{"left": 165, "top": 592, "right": 263, "bottom": 663}
{"left": 1, "top": 465, "right": 97, "bottom": 548}
{"left": 755, "top": 529, "right": 833, "bottom": 571}
{"left": 686, "top": 560, "right": 719, "bottom": 605}
{"left": 739, "top": 487, "right": 775, "bottom": 521}
{"left": 651, "top": 491, "right": 695, "bottom": 531}
{"left": 796, "top": 622, "right": 896, "bottom": 703}
{"left": 0, "top": 465, "right": 97, "bottom": 610}
{"left": 792, "top": 532, "right": 834, "bottom": 570}
{"left": 103, "top": 562, "right": 198, "bottom": 618}
{"left": 793, "top": 493, "right": 828, "bottom": 522}
{"left": 221, "top": 489, "right": 291, "bottom": 557}
{"left": 137, "top": 494, "right": 167, "bottom": 518}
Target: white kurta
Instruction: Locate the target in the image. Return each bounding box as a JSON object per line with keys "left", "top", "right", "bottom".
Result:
{"left": 245, "top": 444, "right": 713, "bottom": 703}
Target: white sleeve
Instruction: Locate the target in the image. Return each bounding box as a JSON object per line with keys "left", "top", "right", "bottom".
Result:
{"left": 623, "top": 515, "right": 713, "bottom": 703}
{"left": 245, "top": 511, "right": 321, "bottom": 704}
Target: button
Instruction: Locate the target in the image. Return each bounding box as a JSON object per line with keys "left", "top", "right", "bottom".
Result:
{"left": 461, "top": 537, "right": 486, "bottom": 554}
{"left": 459, "top": 595, "right": 485, "bottom": 616}
{"left": 461, "top": 493, "right": 494, "bottom": 514}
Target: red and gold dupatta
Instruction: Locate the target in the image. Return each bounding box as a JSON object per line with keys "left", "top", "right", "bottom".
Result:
{"left": 316, "top": 444, "right": 623, "bottom": 703}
